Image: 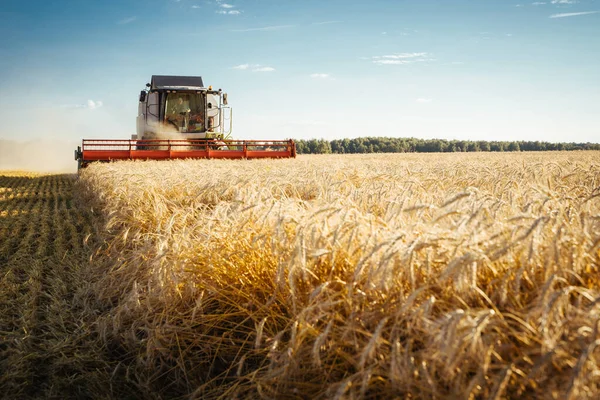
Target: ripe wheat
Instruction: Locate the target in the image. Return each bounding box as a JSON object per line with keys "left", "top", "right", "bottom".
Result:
{"left": 75, "top": 152, "right": 600, "bottom": 398}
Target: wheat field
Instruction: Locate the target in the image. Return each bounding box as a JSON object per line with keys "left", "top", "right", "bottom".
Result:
{"left": 1, "top": 152, "right": 600, "bottom": 398}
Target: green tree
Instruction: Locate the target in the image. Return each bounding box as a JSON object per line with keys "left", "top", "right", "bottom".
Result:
{"left": 508, "top": 142, "right": 520, "bottom": 152}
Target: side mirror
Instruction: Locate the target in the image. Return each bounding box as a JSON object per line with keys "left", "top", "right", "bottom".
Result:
{"left": 207, "top": 103, "right": 212, "bottom": 109}
{"left": 223, "top": 93, "right": 228, "bottom": 105}
{"left": 139, "top": 90, "right": 147, "bottom": 102}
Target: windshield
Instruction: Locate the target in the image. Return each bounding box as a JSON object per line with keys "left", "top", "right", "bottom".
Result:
{"left": 164, "top": 92, "right": 205, "bottom": 133}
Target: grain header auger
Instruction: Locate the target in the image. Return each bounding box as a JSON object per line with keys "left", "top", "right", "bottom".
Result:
{"left": 74, "top": 75, "right": 296, "bottom": 169}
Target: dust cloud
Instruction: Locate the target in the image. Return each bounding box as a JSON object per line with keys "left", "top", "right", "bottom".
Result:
{"left": 145, "top": 124, "right": 207, "bottom": 150}
{"left": 0, "top": 122, "right": 207, "bottom": 174}
{"left": 146, "top": 121, "right": 198, "bottom": 140}
{"left": 0, "top": 139, "right": 79, "bottom": 173}
{"left": 154, "top": 130, "right": 188, "bottom": 141}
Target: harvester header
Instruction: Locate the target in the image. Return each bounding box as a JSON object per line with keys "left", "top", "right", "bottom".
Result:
{"left": 75, "top": 75, "right": 296, "bottom": 168}
{"left": 75, "top": 139, "right": 296, "bottom": 169}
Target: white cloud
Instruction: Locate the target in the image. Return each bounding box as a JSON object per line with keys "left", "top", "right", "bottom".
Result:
{"left": 374, "top": 59, "right": 412, "bottom": 65}
{"left": 416, "top": 98, "right": 432, "bottom": 103}
{"left": 87, "top": 100, "right": 103, "bottom": 110}
{"left": 61, "top": 100, "right": 104, "bottom": 110}
{"left": 232, "top": 25, "right": 294, "bottom": 32}
{"left": 232, "top": 64, "right": 275, "bottom": 72}
{"left": 214, "top": 1, "right": 240, "bottom": 15}
{"left": 312, "top": 20, "right": 341, "bottom": 25}
{"left": 380, "top": 52, "right": 429, "bottom": 59}
{"left": 191, "top": 5, "right": 201, "bottom": 9}
{"left": 372, "top": 52, "right": 434, "bottom": 65}
{"left": 532, "top": 2, "right": 547, "bottom": 5}
{"left": 310, "top": 73, "right": 330, "bottom": 79}
{"left": 117, "top": 16, "right": 136, "bottom": 24}
{"left": 253, "top": 67, "right": 275, "bottom": 72}
{"left": 549, "top": 10, "right": 598, "bottom": 17}
{"left": 551, "top": 0, "right": 578, "bottom": 4}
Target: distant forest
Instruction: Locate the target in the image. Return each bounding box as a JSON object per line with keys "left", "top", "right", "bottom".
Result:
{"left": 294, "top": 137, "right": 600, "bottom": 154}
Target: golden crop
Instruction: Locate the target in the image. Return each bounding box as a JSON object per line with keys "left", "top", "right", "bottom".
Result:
{"left": 77, "top": 152, "right": 600, "bottom": 398}
{"left": 1, "top": 152, "right": 599, "bottom": 399}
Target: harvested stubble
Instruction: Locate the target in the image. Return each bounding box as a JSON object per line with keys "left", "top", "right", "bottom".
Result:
{"left": 0, "top": 172, "right": 106, "bottom": 398}
{"left": 77, "top": 152, "right": 600, "bottom": 399}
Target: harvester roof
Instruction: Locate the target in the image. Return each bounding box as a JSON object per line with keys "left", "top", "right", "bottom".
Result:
{"left": 150, "top": 75, "right": 204, "bottom": 91}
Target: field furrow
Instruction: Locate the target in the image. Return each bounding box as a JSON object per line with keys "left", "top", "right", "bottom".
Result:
{"left": 0, "top": 173, "right": 98, "bottom": 398}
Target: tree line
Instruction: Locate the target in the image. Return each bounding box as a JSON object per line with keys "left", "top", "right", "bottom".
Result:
{"left": 293, "top": 137, "right": 600, "bottom": 154}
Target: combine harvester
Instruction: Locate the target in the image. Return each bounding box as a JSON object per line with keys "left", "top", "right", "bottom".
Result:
{"left": 75, "top": 75, "right": 296, "bottom": 168}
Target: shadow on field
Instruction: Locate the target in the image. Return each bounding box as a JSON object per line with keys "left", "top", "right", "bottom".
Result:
{"left": 0, "top": 173, "right": 129, "bottom": 399}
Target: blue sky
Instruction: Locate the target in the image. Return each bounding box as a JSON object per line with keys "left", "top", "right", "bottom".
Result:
{"left": 0, "top": 0, "right": 598, "bottom": 143}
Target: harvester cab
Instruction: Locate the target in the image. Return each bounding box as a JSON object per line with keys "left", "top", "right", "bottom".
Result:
{"left": 74, "top": 75, "right": 296, "bottom": 168}
{"left": 135, "top": 75, "right": 231, "bottom": 141}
